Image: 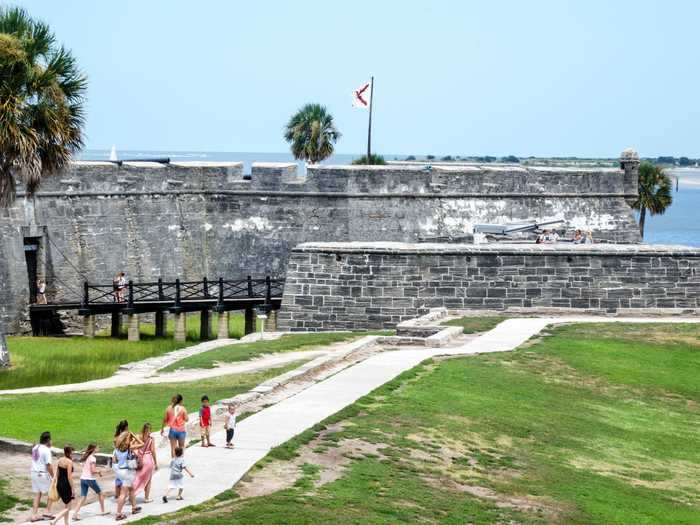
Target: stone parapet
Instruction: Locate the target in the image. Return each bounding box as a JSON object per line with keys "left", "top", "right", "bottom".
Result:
{"left": 279, "top": 242, "right": 700, "bottom": 331}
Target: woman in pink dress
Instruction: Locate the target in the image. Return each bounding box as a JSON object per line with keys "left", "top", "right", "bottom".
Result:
{"left": 132, "top": 423, "right": 158, "bottom": 503}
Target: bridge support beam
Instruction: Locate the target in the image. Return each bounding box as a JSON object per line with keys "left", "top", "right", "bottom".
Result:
{"left": 244, "top": 307, "right": 255, "bottom": 335}
{"left": 83, "top": 315, "right": 95, "bottom": 338}
{"left": 111, "top": 312, "right": 121, "bottom": 338}
{"left": 127, "top": 314, "right": 140, "bottom": 342}
{"left": 174, "top": 312, "right": 187, "bottom": 342}
{"left": 200, "top": 309, "right": 211, "bottom": 340}
{"left": 155, "top": 311, "right": 166, "bottom": 338}
{"left": 217, "top": 311, "right": 229, "bottom": 340}
{"left": 264, "top": 309, "right": 277, "bottom": 332}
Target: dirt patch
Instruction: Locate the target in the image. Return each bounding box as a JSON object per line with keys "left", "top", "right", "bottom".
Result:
{"left": 570, "top": 455, "right": 700, "bottom": 505}
{"left": 235, "top": 427, "right": 388, "bottom": 500}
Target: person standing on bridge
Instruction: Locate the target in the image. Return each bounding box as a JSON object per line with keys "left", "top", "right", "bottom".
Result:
{"left": 36, "top": 279, "right": 47, "bottom": 304}
{"left": 114, "top": 272, "right": 127, "bottom": 303}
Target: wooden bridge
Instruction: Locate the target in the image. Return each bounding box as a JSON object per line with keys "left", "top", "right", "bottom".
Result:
{"left": 29, "top": 276, "right": 285, "bottom": 340}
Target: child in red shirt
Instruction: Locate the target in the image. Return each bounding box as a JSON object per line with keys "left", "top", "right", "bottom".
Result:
{"left": 199, "top": 395, "right": 214, "bottom": 447}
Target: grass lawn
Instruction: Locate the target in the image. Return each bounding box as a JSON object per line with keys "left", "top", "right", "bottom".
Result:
{"left": 442, "top": 315, "right": 509, "bottom": 333}
{"left": 161, "top": 331, "right": 387, "bottom": 371}
{"left": 0, "top": 313, "right": 254, "bottom": 390}
{"left": 0, "top": 362, "right": 303, "bottom": 451}
{"left": 139, "top": 323, "right": 700, "bottom": 524}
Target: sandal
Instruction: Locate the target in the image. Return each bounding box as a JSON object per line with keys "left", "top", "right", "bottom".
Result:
{"left": 116, "top": 514, "right": 127, "bottom": 521}
{"left": 132, "top": 507, "right": 142, "bottom": 514}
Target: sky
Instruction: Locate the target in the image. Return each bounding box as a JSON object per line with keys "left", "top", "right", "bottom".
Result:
{"left": 12, "top": 0, "right": 700, "bottom": 157}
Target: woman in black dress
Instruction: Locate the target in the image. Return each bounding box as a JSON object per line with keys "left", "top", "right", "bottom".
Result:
{"left": 50, "top": 446, "right": 74, "bottom": 525}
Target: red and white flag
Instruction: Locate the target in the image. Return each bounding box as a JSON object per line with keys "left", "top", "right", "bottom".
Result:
{"left": 352, "top": 80, "right": 372, "bottom": 108}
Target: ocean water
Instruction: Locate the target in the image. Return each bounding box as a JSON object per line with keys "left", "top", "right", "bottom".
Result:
{"left": 78, "top": 151, "right": 700, "bottom": 248}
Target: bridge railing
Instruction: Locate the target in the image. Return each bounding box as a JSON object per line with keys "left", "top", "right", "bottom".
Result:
{"left": 81, "top": 277, "right": 285, "bottom": 306}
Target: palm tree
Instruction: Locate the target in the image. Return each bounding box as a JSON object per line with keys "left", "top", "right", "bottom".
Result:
{"left": 632, "top": 161, "right": 673, "bottom": 239}
{"left": 0, "top": 6, "right": 87, "bottom": 207}
{"left": 284, "top": 104, "right": 341, "bottom": 164}
{"left": 0, "top": 7, "right": 86, "bottom": 366}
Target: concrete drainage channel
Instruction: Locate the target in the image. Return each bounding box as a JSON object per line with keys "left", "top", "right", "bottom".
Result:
{"left": 0, "top": 310, "right": 464, "bottom": 465}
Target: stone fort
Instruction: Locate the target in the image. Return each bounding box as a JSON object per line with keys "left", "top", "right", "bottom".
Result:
{"left": 2, "top": 150, "right": 698, "bottom": 334}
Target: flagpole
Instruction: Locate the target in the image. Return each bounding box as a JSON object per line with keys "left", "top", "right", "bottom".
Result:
{"left": 367, "top": 76, "right": 374, "bottom": 162}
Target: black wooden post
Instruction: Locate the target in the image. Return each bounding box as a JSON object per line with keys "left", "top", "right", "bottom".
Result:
{"left": 155, "top": 311, "right": 166, "bottom": 337}
{"left": 203, "top": 277, "right": 209, "bottom": 298}
{"left": 111, "top": 312, "right": 121, "bottom": 338}
{"left": 247, "top": 275, "right": 253, "bottom": 297}
{"left": 175, "top": 278, "right": 181, "bottom": 307}
{"left": 82, "top": 281, "right": 89, "bottom": 307}
{"left": 158, "top": 277, "right": 164, "bottom": 301}
{"left": 127, "top": 280, "right": 134, "bottom": 309}
{"left": 244, "top": 307, "right": 255, "bottom": 335}
{"left": 266, "top": 276, "right": 272, "bottom": 303}
{"left": 200, "top": 309, "right": 210, "bottom": 340}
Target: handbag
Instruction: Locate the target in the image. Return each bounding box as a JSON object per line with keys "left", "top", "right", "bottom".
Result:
{"left": 47, "top": 475, "right": 59, "bottom": 502}
{"left": 126, "top": 451, "right": 139, "bottom": 471}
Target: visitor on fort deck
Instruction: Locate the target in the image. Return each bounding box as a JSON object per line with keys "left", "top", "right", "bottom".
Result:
{"left": 585, "top": 230, "right": 594, "bottom": 244}
{"left": 49, "top": 446, "right": 75, "bottom": 525}
{"left": 199, "top": 395, "right": 214, "bottom": 447}
{"left": 162, "top": 446, "right": 194, "bottom": 503}
{"left": 113, "top": 272, "right": 127, "bottom": 303}
{"left": 573, "top": 229, "right": 584, "bottom": 244}
{"left": 30, "top": 431, "right": 54, "bottom": 522}
{"left": 36, "top": 278, "right": 47, "bottom": 304}
{"left": 112, "top": 420, "right": 129, "bottom": 499}
{"left": 132, "top": 423, "right": 158, "bottom": 503}
{"left": 73, "top": 443, "right": 108, "bottom": 520}
{"left": 113, "top": 431, "right": 144, "bottom": 521}
{"left": 162, "top": 394, "right": 188, "bottom": 458}
{"left": 225, "top": 404, "right": 237, "bottom": 449}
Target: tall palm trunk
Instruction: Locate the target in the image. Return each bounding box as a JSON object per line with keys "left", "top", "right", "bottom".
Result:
{"left": 638, "top": 206, "right": 647, "bottom": 238}
{"left": 0, "top": 333, "right": 9, "bottom": 367}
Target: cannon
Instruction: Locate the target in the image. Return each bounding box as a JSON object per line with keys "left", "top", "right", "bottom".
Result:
{"left": 473, "top": 219, "right": 565, "bottom": 237}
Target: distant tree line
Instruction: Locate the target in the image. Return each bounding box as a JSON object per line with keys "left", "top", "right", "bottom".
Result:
{"left": 404, "top": 155, "right": 519, "bottom": 163}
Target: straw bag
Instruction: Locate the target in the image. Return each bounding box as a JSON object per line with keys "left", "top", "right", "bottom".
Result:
{"left": 48, "top": 476, "right": 59, "bottom": 502}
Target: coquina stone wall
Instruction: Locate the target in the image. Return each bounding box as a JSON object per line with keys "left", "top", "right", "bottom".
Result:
{"left": 279, "top": 242, "right": 700, "bottom": 331}
{"left": 0, "top": 158, "right": 640, "bottom": 332}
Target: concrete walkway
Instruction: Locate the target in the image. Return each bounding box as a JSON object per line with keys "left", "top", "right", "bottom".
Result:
{"left": 18, "top": 316, "right": 699, "bottom": 524}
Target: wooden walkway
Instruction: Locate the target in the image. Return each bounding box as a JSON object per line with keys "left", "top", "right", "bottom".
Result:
{"left": 29, "top": 276, "right": 284, "bottom": 340}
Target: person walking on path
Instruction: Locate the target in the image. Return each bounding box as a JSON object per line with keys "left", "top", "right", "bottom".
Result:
{"left": 112, "top": 420, "right": 129, "bottom": 500}
{"left": 113, "top": 431, "right": 144, "bottom": 521}
{"left": 162, "top": 447, "right": 194, "bottom": 503}
{"left": 30, "top": 431, "right": 55, "bottom": 522}
{"left": 73, "top": 444, "right": 108, "bottom": 520}
{"left": 49, "top": 446, "right": 75, "bottom": 525}
{"left": 224, "top": 404, "right": 237, "bottom": 449}
{"left": 161, "top": 394, "right": 188, "bottom": 458}
{"left": 132, "top": 423, "right": 158, "bottom": 502}
{"left": 199, "top": 395, "right": 213, "bottom": 447}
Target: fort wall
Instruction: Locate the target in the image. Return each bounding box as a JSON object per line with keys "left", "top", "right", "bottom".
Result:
{"left": 0, "top": 159, "right": 640, "bottom": 332}
{"left": 279, "top": 242, "right": 700, "bottom": 331}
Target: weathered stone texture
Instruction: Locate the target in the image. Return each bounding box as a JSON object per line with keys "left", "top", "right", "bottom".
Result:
{"left": 0, "top": 161, "right": 640, "bottom": 332}
{"left": 279, "top": 242, "right": 700, "bottom": 331}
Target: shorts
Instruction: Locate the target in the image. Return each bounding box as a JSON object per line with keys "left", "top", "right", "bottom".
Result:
{"left": 226, "top": 429, "right": 234, "bottom": 444}
{"left": 200, "top": 425, "right": 210, "bottom": 440}
{"left": 169, "top": 429, "right": 187, "bottom": 442}
{"left": 80, "top": 478, "right": 102, "bottom": 497}
{"left": 168, "top": 477, "right": 184, "bottom": 489}
{"left": 31, "top": 471, "right": 51, "bottom": 493}
{"left": 115, "top": 467, "right": 134, "bottom": 488}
